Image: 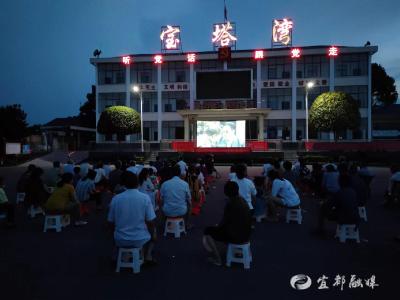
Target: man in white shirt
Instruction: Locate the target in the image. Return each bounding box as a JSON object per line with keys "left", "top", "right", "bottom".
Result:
{"left": 176, "top": 156, "right": 188, "bottom": 178}
{"left": 63, "top": 160, "right": 74, "bottom": 175}
{"left": 126, "top": 161, "right": 138, "bottom": 174}
{"left": 231, "top": 164, "right": 256, "bottom": 210}
{"left": 262, "top": 160, "right": 273, "bottom": 177}
{"left": 266, "top": 169, "right": 300, "bottom": 221}
{"left": 108, "top": 172, "right": 157, "bottom": 263}
{"left": 160, "top": 165, "right": 192, "bottom": 220}
{"left": 79, "top": 161, "right": 92, "bottom": 178}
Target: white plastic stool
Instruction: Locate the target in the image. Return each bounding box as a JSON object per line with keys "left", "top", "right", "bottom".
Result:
{"left": 16, "top": 193, "right": 25, "bottom": 204}
{"left": 335, "top": 224, "right": 360, "bottom": 243}
{"left": 43, "top": 214, "right": 70, "bottom": 232}
{"left": 286, "top": 207, "right": 302, "bottom": 224}
{"left": 164, "top": 217, "right": 186, "bottom": 238}
{"left": 358, "top": 206, "right": 367, "bottom": 222}
{"left": 116, "top": 247, "right": 143, "bottom": 274}
{"left": 226, "top": 243, "right": 252, "bottom": 269}
{"left": 254, "top": 214, "right": 266, "bottom": 223}
{"left": 28, "top": 205, "right": 45, "bottom": 218}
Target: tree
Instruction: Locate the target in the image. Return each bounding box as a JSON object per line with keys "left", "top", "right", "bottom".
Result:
{"left": 0, "top": 104, "right": 29, "bottom": 141}
{"left": 372, "top": 63, "right": 398, "bottom": 105}
{"left": 309, "top": 91, "right": 360, "bottom": 140}
{"left": 97, "top": 106, "right": 140, "bottom": 141}
{"left": 79, "top": 85, "right": 96, "bottom": 128}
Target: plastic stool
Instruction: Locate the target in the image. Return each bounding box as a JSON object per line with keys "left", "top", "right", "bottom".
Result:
{"left": 358, "top": 206, "right": 367, "bottom": 222}
{"left": 43, "top": 215, "right": 63, "bottom": 232}
{"left": 28, "top": 205, "right": 45, "bottom": 218}
{"left": 226, "top": 243, "right": 252, "bottom": 269}
{"left": 164, "top": 217, "right": 186, "bottom": 238}
{"left": 335, "top": 224, "right": 360, "bottom": 243}
{"left": 254, "top": 214, "right": 266, "bottom": 223}
{"left": 286, "top": 207, "right": 302, "bottom": 224}
{"left": 16, "top": 193, "right": 25, "bottom": 204}
{"left": 116, "top": 247, "right": 143, "bottom": 274}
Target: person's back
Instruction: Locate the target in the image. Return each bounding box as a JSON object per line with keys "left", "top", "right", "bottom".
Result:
{"left": 63, "top": 162, "right": 74, "bottom": 175}
{"left": 109, "top": 188, "right": 154, "bottom": 243}
{"left": 271, "top": 178, "right": 300, "bottom": 207}
{"left": 231, "top": 164, "right": 256, "bottom": 209}
{"left": 160, "top": 166, "right": 191, "bottom": 217}
{"left": 75, "top": 170, "right": 96, "bottom": 203}
{"left": 221, "top": 195, "right": 252, "bottom": 244}
{"left": 322, "top": 165, "right": 340, "bottom": 194}
{"left": 45, "top": 182, "right": 75, "bottom": 211}
{"left": 331, "top": 187, "right": 359, "bottom": 225}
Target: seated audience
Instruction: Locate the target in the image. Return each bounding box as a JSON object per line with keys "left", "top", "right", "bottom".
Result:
{"left": 79, "top": 160, "right": 92, "bottom": 178}
{"left": 253, "top": 176, "right": 267, "bottom": 218}
{"left": 228, "top": 165, "right": 237, "bottom": 181}
{"left": 231, "top": 164, "right": 256, "bottom": 211}
{"left": 266, "top": 169, "right": 301, "bottom": 221}
{"left": 44, "top": 161, "right": 62, "bottom": 188}
{"left": 262, "top": 160, "right": 273, "bottom": 177}
{"left": 63, "top": 160, "right": 74, "bottom": 175}
{"left": 25, "top": 167, "right": 49, "bottom": 208}
{"left": 108, "top": 172, "right": 157, "bottom": 264}
{"left": 160, "top": 165, "right": 192, "bottom": 221}
{"left": 75, "top": 169, "right": 97, "bottom": 204}
{"left": 203, "top": 181, "right": 252, "bottom": 266}
{"left": 316, "top": 173, "right": 360, "bottom": 233}
{"left": 177, "top": 156, "right": 188, "bottom": 178}
{"left": 282, "top": 160, "right": 297, "bottom": 188}
{"left": 72, "top": 166, "right": 81, "bottom": 187}
{"left": 139, "top": 168, "right": 156, "bottom": 210}
{"left": 0, "top": 176, "right": 16, "bottom": 227}
{"left": 45, "top": 173, "right": 87, "bottom": 226}
{"left": 108, "top": 160, "right": 123, "bottom": 192}
{"left": 321, "top": 164, "right": 340, "bottom": 195}
{"left": 17, "top": 164, "right": 36, "bottom": 193}
{"left": 94, "top": 161, "right": 107, "bottom": 183}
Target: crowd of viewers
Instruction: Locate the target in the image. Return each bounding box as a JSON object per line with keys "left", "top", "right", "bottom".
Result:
{"left": 1, "top": 154, "right": 400, "bottom": 267}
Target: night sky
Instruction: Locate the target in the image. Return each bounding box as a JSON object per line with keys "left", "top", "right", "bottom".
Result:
{"left": 0, "top": 0, "right": 399, "bottom": 124}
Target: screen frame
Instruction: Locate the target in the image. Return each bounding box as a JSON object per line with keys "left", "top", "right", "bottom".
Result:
{"left": 194, "top": 68, "right": 253, "bottom": 101}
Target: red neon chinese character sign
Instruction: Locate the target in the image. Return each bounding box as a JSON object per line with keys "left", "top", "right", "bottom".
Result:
{"left": 154, "top": 55, "right": 163, "bottom": 64}
{"left": 122, "top": 56, "right": 131, "bottom": 65}
{"left": 254, "top": 50, "right": 264, "bottom": 60}
{"left": 291, "top": 48, "right": 301, "bottom": 58}
{"left": 328, "top": 46, "right": 339, "bottom": 57}
{"left": 187, "top": 53, "right": 196, "bottom": 63}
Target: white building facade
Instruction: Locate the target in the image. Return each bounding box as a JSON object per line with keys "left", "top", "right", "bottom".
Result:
{"left": 90, "top": 45, "right": 377, "bottom": 144}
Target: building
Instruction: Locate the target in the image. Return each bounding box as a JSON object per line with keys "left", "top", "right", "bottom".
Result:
{"left": 90, "top": 45, "right": 377, "bottom": 145}
{"left": 372, "top": 104, "right": 400, "bottom": 139}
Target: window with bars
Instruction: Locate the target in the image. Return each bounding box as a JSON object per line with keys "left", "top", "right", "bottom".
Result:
{"left": 98, "top": 64, "right": 125, "bottom": 85}
{"left": 335, "top": 53, "right": 368, "bottom": 77}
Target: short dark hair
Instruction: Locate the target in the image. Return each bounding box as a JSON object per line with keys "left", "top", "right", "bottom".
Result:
{"left": 267, "top": 169, "right": 280, "bottom": 181}
{"left": 253, "top": 176, "right": 265, "bottom": 187}
{"left": 58, "top": 173, "right": 73, "bottom": 187}
{"left": 224, "top": 181, "right": 239, "bottom": 197}
{"left": 87, "top": 169, "right": 97, "bottom": 180}
{"left": 172, "top": 165, "right": 181, "bottom": 177}
{"left": 73, "top": 166, "right": 81, "bottom": 174}
{"left": 115, "top": 160, "right": 122, "bottom": 170}
{"left": 235, "top": 164, "right": 246, "bottom": 179}
{"left": 283, "top": 160, "right": 292, "bottom": 171}
{"left": 125, "top": 172, "right": 139, "bottom": 189}
{"left": 53, "top": 161, "right": 60, "bottom": 168}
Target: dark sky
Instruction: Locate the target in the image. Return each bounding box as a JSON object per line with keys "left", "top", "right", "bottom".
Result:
{"left": 0, "top": 0, "right": 399, "bottom": 124}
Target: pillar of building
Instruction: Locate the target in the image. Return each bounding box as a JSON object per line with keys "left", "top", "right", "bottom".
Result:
{"left": 329, "top": 57, "right": 335, "bottom": 92}
{"left": 291, "top": 59, "right": 297, "bottom": 142}
{"left": 367, "top": 54, "right": 372, "bottom": 141}
{"left": 184, "top": 116, "right": 190, "bottom": 141}
{"left": 189, "top": 64, "right": 194, "bottom": 110}
{"left": 256, "top": 60, "right": 261, "bottom": 108}
{"left": 257, "top": 115, "right": 264, "bottom": 141}
{"left": 95, "top": 64, "right": 100, "bottom": 143}
{"left": 157, "top": 64, "right": 162, "bottom": 142}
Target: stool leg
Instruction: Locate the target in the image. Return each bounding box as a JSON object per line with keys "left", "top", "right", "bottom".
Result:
{"left": 43, "top": 218, "right": 48, "bottom": 233}
{"left": 226, "top": 245, "right": 232, "bottom": 267}
{"left": 243, "top": 247, "right": 251, "bottom": 269}
{"left": 164, "top": 221, "right": 169, "bottom": 237}
{"left": 132, "top": 249, "right": 141, "bottom": 274}
{"left": 297, "top": 210, "right": 302, "bottom": 225}
{"left": 116, "top": 249, "right": 122, "bottom": 272}
{"left": 174, "top": 221, "right": 180, "bottom": 238}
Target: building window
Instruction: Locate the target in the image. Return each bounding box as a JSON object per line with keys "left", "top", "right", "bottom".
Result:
{"left": 162, "top": 121, "right": 184, "bottom": 139}
{"left": 261, "top": 57, "right": 291, "bottom": 80}
{"left": 162, "top": 91, "right": 189, "bottom": 112}
{"left": 335, "top": 53, "right": 368, "bottom": 77}
{"left": 297, "top": 86, "right": 329, "bottom": 109}
{"left": 262, "top": 88, "right": 292, "bottom": 110}
{"left": 162, "top": 61, "right": 188, "bottom": 83}
{"left": 99, "top": 93, "right": 125, "bottom": 112}
{"left": 297, "top": 55, "right": 329, "bottom": 78}
{"left": 143, "top": 121, "right": 158, "bottom": 141}
{"left": 196, "top": 60, "right": 223, "bottom": 70}
{"left": 130, "top": 92, "right": 158, "bottom": 112}
{"left": 131, "top": 62, "right": 156, "bottom": 83}
{"left": 98, "top": 64, "right": 125, "bottom": 85}
{"left": 265, "top": 119, "right": 291, "bottom": 139}
{"left": 335, "top": 85, "right": 368, "bottom": 108}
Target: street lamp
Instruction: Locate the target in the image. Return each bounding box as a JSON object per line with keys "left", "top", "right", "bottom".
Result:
{"left": 133, "top": 85, "right": 144, "bottom": 153}
{"left": 305, "top": 81, "right": 315, "bottom": 142}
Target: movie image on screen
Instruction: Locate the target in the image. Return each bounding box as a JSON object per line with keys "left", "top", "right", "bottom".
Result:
{"left": 196, "top": 120, "right": 246, "bottom": 148}
{"left": 196, "top": 70, "right": 252, "bottom": 99}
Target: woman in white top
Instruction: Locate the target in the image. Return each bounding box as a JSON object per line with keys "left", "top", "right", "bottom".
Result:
{"left": 231, "top": 164, "right": 257, "bottom": 210}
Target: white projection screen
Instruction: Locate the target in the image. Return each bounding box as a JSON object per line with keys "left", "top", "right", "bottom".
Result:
{"left": 196, "top": 121, "right": 246, "bottom": 148}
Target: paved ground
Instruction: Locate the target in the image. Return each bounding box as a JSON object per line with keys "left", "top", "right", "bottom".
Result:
{"left": 0, "top": 156, "right": 399, "bottom": 300}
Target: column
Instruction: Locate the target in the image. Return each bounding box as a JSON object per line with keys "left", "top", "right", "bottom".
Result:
{"left": 257, "top": 116, "right": 264, "bottom": 141}
{"left": 184, "top": 116, "right": 189, "bottom": 141}
{"left": 291, "top": 59, "right": 297, "bottom": 142}
{"left": 256, "top": 60, "right": 261, "bottom": 108}
{"left": 95, "top": 64, "right": 100, "bottom": 143}
{"left": 367, "top": 54, "right": 372, "bottom": 141}
{"left": 329, "top": 57, "right": 335, "bottom": 91}
{"left": 189, "top": 64, "right": 194, "bottom": 110}
{"left": 125, "top": 65, "right": 131, "bottom": 142}
{"left": 157, "top": 64, "right": 162, "bottom": 142}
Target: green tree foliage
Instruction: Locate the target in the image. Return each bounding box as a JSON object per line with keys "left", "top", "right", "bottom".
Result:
{"left": 309, "top": 91, "right": 360, "bottom": 138}
{"left": 0, "top": 104, "right": 29, "bottom": 141}
{"left": 79, "top": 85, "right": 96, "bottom": 128}
{"left": 372, "top": 63, "right": 398, "bottom": 105}
{"left": 97, "top": 106, "right": 140, "bottom": 140}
